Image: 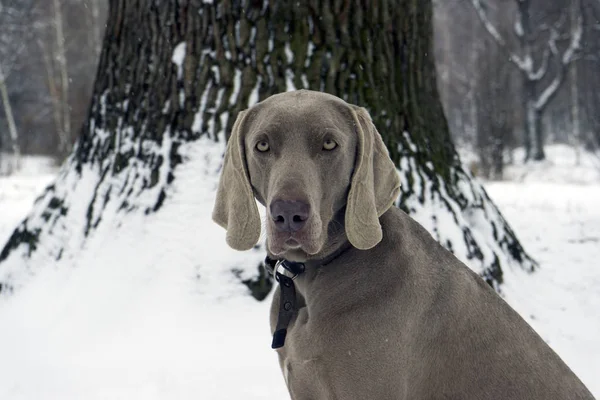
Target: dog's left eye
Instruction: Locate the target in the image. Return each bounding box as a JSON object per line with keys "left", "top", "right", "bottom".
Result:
{"left": 256, "top": 140, "right": 270, "bottom": 152}
{"left": 323, "top": 139, "right": 337, "bottom": 151}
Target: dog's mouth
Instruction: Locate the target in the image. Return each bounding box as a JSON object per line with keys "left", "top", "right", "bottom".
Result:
{"left": 284, "top": 237, "right": 302, "bottom": 249}
{"left": 268, "top": 229, "right": 322, "bottom": 258}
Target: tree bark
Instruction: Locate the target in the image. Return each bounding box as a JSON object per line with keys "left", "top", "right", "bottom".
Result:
{"left": 0, "top": 0, "right": 535, "bottom": 293}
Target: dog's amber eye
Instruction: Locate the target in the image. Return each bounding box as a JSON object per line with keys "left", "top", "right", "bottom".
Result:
{"left": 323, "top": 139, "right": 337, "bottom": 151}
{"left": 256, "top": 140, "right": 270, "bottom": 152}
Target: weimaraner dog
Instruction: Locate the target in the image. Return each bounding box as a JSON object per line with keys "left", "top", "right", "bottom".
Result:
{"left": 213, "top": 90, "right": 594, "bottom": 399}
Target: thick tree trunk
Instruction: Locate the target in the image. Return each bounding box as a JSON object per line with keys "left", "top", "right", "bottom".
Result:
{"left": 0, "top": 0, "right": 534, "bottom": 293}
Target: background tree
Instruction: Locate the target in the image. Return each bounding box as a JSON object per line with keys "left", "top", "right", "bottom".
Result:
{"left": 0, "top": 0, "right": 106, "bottom": 160}
{"left": 470, "top": 0, "right": 583, "bottom": 161}
{"left": 0, "top": 0, "right": 36, "bottom": 174}
{"left": 580, "top": 0, "right": 600, "bottom": 153}
{"left": 0, "top": 0, "right": 535, "bottom": 295}
{"left": 33, "top": 0, "right": 107, "bottom": 157}
{"left": 475, "top": 35, "right": 516, "bottom": 180}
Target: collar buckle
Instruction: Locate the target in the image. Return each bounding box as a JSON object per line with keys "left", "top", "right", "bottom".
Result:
{"left": 274, "top": 260, "right": 305, "bottom": 281}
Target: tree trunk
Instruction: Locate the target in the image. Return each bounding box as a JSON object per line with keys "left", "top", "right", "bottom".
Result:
{"left": 0, "top": 64, "right": 21, "bottom": 173}
{"left": 0, "top": 0, "right": 535, "bottom": 294}
{"left": 90, "top": 0, "right": 103, "bottom": 57}
{"left": 532, "top": 109, "right": 545, "bottom": 161}
{"left": 523, "top": 83, "right": 536, "bottom": 161}
{"left": 570, "top": 32, "right": 581, "bottom": 165}
{"left": 52, "top": 0, "right": 71, "bottom": 154}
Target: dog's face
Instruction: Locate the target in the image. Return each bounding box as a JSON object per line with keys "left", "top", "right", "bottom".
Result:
{"left": 244, "top": 94, "right": 357, "bottom": 260}
{"left": 213, "top": 90, "right": 401, "bottom": 260}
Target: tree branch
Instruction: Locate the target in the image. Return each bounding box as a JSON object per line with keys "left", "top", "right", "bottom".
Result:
{"left": 469, "top": 0, "right": 527, "bottom": 71}
{"left": 534, "top": 0, "right": 583, "bottom": 111}
{"left": 529, "top": 48, "right": 549, "bottom": 81}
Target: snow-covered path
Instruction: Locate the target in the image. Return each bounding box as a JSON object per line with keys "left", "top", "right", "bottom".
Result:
{"left": 0, "top": 158, "right": 598, "bottom": 399}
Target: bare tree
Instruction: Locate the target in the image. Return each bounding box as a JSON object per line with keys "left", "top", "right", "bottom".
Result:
{"left": 470, "top": 0, "right": 583, "bottom": 161}
{"left": 52, "top": 0, "right": 71, "bottom": 154}
{"left": 0, "top": 1, "right": 36, "bottom": 173}
{"left": 0, "top": 64, "right": 20, "bottom": 173}
{"left": 475, "top": 35, "right": 516, "bottom": 180}
{"left": 574, "top": 0, "right": 600, "bottom": 156}
{"left": 34, "top": 0, "right": 72, "bottom": 155}
{"left": 85, "top": 0, "right": 103, "bottom": 57}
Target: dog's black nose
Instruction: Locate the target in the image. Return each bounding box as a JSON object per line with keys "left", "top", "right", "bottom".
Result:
{"left": 270, "top": 200, "right": 310, "bottom": 232}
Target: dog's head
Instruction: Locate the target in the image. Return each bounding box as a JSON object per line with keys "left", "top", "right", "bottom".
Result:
{"left": 213, "top": 90, "right": 400, "bottom": 261}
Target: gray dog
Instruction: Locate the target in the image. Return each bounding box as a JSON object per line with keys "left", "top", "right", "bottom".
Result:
{"left": 213, "top": 90, "right": 594, "bottom": 399}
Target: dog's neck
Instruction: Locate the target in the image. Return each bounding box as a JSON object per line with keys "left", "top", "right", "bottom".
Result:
{"left": 266, "top": 219, "right": 355, "bottom": 349}
{"left": 267, "top": 235, "right": 354, "bottom": 349}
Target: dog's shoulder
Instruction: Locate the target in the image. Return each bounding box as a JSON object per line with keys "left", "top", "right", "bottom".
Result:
{"left": 378, "top": 206, "right": 453, "bottom": 264}
{"left": 376, "top": 206, "right": 496, "bottom": 302}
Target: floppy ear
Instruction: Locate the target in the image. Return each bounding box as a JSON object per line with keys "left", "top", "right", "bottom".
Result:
{"left": 212, "top": 110, "right": 261, "bottom": 251}
{"left": 345, "top": 106, "right": 401, "bottom": 250}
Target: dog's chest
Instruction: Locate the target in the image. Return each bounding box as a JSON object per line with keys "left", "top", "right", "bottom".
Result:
{"left": 275, "top": 299, "right": 404, "bottom": 400}
{"left": 277, "top": 307, "right": 336, "bottom": 399}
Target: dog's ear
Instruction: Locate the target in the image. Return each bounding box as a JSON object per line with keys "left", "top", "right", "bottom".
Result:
{"left": 345, "top": 106, "right": 401, "bottom": 250}
{"left": 212, "top": 110, "right": 261, "bottom": 251}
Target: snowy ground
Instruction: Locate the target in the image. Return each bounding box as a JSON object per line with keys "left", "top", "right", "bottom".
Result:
{"left": 0, "top": 148, "right": 598, "bottom": 399}
{"left": 485, "top": 182, "right": 600, "bottom": 396}
{"left": 459, "top": 143, "right": 600, "bottom": 185}
{"left": 0, "top": 156, "right": 58, "bottom": 245}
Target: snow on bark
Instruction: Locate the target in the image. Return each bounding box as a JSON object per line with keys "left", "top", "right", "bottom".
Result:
{"left": 396, "top": 134, "right": 534, "bottom": 288}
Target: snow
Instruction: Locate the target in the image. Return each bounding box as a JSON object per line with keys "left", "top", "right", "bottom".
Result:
{"left": 514, "top": 19, "right": 523, "bottom": 37}
{"left": 229, "top": 69, "right": 242, "bottom": 106}
{"left": 248, "top": 76, "right": 262, "bottom": 107}
{"left": 505, "top": 145, "right": 600, "bottom": 184}
{"left": 0, "top": 148, "right": 598, "bottom": 398}
{"left": 171, "top": 42, "right": 187, "bottom": 80}
{"left": 284, "top": 43, "right": 293, "bottom": 64}
{"left": 0, "top": 155, "right": 57, "bottom": 244}
{"left": 285, "top": 69, "right": 296, "bottom": 92}
{"left": 191, "top": 80, "right": 212, "bottom": 133}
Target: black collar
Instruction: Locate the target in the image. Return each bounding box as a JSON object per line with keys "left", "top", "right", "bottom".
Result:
{"left": 264, "top": 243, "right": 353, "bottom": 349}
{"left": 264, "top": 240, "right": 353, "bottom": 277}
{"left": 265, "top": 257, "right": 306, "bottom": 349}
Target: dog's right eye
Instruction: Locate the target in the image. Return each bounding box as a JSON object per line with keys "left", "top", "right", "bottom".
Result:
{"left": 323, "top": 139, "right": 337, "bottom": 151}
{"left": 256, "top": 140, "right": 270, "bottom": 152}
